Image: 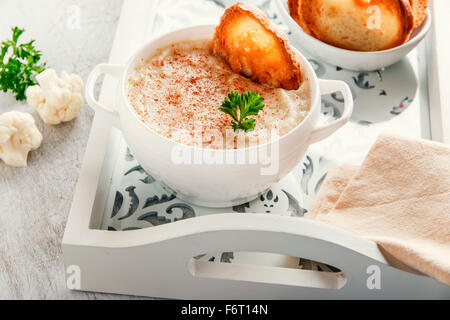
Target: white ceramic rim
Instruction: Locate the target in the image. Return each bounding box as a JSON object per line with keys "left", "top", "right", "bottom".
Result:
{"left": 276, "top": 0, "right": 432, "bottom": 56}
{"left": 118, "top": 24, "right": 321, "bottom": 153}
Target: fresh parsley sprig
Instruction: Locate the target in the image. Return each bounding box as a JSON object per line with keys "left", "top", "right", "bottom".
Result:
{"left": 0, "top": 27, "right": 46, "bottom": 101}
{"left": 219, "top": 91, "right": 264, "bottom": 132}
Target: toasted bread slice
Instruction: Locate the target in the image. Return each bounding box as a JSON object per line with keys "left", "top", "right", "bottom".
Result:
{"left": 213, "top": 2, "right": 302, "bottom": 90}
{"left": 409, "top": 0, "right": 428, "bottom": 28}
{"left": 290, "top": 0, "right": 414, "bottom": 52}
{"left": 288, "top": 0, "right": 311, "bottom": 34}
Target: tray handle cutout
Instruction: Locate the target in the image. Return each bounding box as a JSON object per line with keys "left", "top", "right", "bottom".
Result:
{"left": 187, "top": 253, "right": 347, "bottom": 290}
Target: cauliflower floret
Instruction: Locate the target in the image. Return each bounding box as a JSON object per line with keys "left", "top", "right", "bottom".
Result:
{"left": 26, "top": 69, "right": 84, "bottom": 125}
{"left": 0, "top": 111, "right": 43, "bottom": 167}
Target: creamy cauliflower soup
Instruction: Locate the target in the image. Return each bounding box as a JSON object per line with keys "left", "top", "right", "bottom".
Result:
{"left": 127, "top": 40, "right": 311, "bottom": 149}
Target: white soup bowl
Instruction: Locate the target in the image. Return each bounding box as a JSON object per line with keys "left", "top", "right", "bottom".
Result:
{"left": 85, "top": 25, "right": 353, "bottom": 207}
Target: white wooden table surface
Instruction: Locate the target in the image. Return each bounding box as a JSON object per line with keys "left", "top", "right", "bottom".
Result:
{"left": 0, "top": 0, "right": 153, "bottom": 299}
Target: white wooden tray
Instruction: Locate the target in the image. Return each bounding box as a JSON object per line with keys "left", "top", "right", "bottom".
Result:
{"left": 62, "top": 0, "right": 450, "bottom": 299}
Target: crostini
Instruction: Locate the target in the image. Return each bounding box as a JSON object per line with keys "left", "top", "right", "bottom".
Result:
{"left": 213, "top": 2, "right": 303, "bottom": 90}
{"left": 288, "top": 0, "right": 415, "bottom": 52}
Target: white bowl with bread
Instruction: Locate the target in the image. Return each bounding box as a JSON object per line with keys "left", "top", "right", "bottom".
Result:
{"left": 86, "top": 2, "right": 353, "bottom": 207}
{"left": 276, "top": 0, "right": 431, "bottom": 71}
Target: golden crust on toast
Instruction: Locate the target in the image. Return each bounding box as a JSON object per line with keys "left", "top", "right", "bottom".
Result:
{"left": 213, "top": 2, "right": 302, "bottom": 90}
{"left": 288, "top": 0, "right": 311, "bottom": 34}
{"left": 289, "top": 0, "right": 414, "bottom": 52}
{"left": 409, "top": 0, "right": 428, "bottom": 28}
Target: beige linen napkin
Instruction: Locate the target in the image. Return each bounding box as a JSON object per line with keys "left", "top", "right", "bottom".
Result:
{"left": 306, "top": 134, "right": 450, "bottom": 285}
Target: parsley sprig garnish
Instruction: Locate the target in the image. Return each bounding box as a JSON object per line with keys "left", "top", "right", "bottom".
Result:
{"left": 0, "top": 27, "right": 46, "bottom": 101}
{"left": 219, "top": 91, "right": 264, "bottom": 132}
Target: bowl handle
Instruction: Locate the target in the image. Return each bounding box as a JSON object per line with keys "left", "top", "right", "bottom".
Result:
{"left": 308, "top": 79, "right": 353, "bottom": 144}
{"left": 85, "top": 63, "right": 124, "bottom": 116}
